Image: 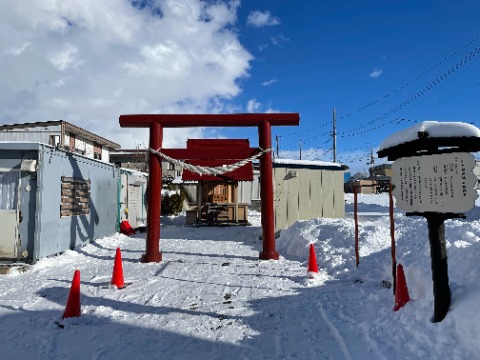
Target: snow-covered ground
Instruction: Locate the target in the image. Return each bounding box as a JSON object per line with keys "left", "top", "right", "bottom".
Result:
{"left": 1, "top": 193, "right": 480, "bottom": 359}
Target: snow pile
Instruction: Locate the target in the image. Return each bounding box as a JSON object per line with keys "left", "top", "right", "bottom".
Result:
{"left": 1, "top": 193, "right": 480, "bottom": 359}
{"left": 273, "top": 158, "right": 342, "bottom": 168}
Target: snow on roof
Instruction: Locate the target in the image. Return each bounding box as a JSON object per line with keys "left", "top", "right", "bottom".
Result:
{"left": 273, "top": 158, "right": 342, "bottom": 168}
{"left": 120, "top": 167, "right": 148, "bottom": 177}
{"left": 172, "top": 176, "right": 183, "bottom": 184}
{"left": 172, "top": 175, "right": 199, "bottom": 184}
{"left": 379, "top": 121, "right": 480, "bottom": 151}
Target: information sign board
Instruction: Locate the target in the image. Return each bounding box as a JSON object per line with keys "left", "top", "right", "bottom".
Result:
{"left": 392, "top": 152, "right": 478, "bottom": 213}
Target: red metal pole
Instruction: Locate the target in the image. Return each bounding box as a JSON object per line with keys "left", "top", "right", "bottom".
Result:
{"left": 142, "top": 122, "right": 163, "bottom": 263}
{"left": 354, "top": 186, "right": 359, "bottom": 267}
{"left": 258, "top": 120, "right": 279, "bottom": 260}
{"left": 389, "top": 182, "right": 396, "bottom": 294}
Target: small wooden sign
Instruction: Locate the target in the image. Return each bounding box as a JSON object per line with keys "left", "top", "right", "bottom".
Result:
{"left": 392, "top": 152, "right": 478, "bottom": 213}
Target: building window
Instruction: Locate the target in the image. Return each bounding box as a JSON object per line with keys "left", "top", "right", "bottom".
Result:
{"left": 94, "top": 143, "right": 102, "bottom": 160}
{"left": 69, "top": 134, "right": 75, "bottom": 152}
{"left": 49, "top": 135, "right": 60, "bottom": 147}
{"left": 60, "top": 177, "right": 90, "bottom": 217}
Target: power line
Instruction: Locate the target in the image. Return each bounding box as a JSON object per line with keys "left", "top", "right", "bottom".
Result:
{"left": 275, "top": 36, "right": 480, "bottom": 166}
{"left": 338, "top": 34, "right": 480, "bottom": 122}
{"left": 338, "top": 47, "right": 480, "bottom": 137}
{"left": 282, "top": 42, "right": 480, "bottom": 155}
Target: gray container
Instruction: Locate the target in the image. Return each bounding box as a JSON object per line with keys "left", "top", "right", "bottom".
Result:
{"left": 0, "top": 142, "right": 119, "bottom": 263}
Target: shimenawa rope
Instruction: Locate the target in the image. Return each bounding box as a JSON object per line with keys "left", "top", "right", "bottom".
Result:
{"left": 149, "top": 147, "right": 271, "bottom": 176}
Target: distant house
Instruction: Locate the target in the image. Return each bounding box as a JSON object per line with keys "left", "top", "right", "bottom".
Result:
{"left": 370, "top": 163, "right": 393, "bottom": 193}
{"left": 344, "top": 163, "right": 393, "bottom": 194}
{"left": 369, "top": 163, "right": 393, "bottom": 177}
{"left": 109, "top": 149, "right": 181, "bottom": 180}
{"left": 344, "top": 178, "right": 378, "bottom": 194}
{"left": 0, "top": 120, "right": 120, "bottom": 162}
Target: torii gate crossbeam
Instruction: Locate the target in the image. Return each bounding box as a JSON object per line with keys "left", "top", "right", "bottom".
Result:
{"left": 119, "top": 113, "right": 300, "bottom": 262}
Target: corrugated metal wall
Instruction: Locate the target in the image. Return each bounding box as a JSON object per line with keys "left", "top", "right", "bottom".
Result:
{"left": 0, "top": 124, "right": 61, "bottom": 144}
{"left": 34, "top": 145, "right": 119, "bottom": 261}
{"left": 238, "top": 170, "right": 260, "bottom": 203}
{"left": 0, "top": 143, "right": 120, "bottom": 262}
{"left": 273, "top": 166, "right": 345, "bottom": 232}
{"left": 127, "top": 185, "right": 144, "bottom": 226}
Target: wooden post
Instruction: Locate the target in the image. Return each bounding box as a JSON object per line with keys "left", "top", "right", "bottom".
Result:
{"left": 234, "top": 182, "right": 239, "bottom": 223}
{"left": 354, "top": 186, "right": 359, "bottom": 267}
{"left": 197, "top": 183, "right": 202, "bottom": 223}
{"left": 425, "top": 213, "right": 451, "bottom": 322}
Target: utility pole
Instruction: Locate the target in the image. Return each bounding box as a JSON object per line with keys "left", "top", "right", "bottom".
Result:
{"left": 299, "top": 140, "right": 302, "bottom": 160}
{"left": 333, "top": 108, "right": 337, "bottom": 163}
{"left": 369, "top": 147, "right": 376, "bottom": 192}
{"left": 275, "top": 135, "right": 280, "bottom": 158}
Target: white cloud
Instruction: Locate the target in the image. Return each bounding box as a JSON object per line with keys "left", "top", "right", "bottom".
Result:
{"left": 247, "top": 10, "right": 280, "bottom": 27}
{"left": 258, "top": 43, "right": 269, "bottom": 51}
{"left": 48, "top": 44, "right": 83, "bottom": 71}
{"left": 370, "top": 68, "right": 383, "bottom": 79}
{"left": 270, "top": 34, "right": 289, "bottom": 46}
{"left": 261, "top": 77, "right": 278, "bottom": 86}
{"left": 265, "top": 107, "right": 279, "bottom": 113}
{"left": 246, "top": 99, "right": 262, "bottom": 113}
{"left": 0, "top": 0, "right": 252, "bottom": 148}
{"left": 5, "top": 41, "right": 30, "bottom": 56}
{"left": 245, "top": 99, "right": 280, "bottom": 114}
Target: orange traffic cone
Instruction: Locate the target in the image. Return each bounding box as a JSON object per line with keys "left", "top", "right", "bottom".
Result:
{"left": 111, "top": 247, "right": 125, "bottom": 289}
{"left": 63, "top": 270, "right": 81, "bottom": 319}
{"left": 394, "top": 263, "right": 410, "bottom": 311}
{"left": 307, "top": 243, "right": 319, "bottom": 277}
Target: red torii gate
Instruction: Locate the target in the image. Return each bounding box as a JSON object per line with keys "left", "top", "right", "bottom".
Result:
{"left": 119, "top": 113, "right": 300, "bottom": 262}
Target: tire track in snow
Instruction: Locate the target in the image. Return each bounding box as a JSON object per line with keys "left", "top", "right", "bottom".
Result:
{"left": 314, "top": 282, "right": 390, "bottom": 360}
{"left": 315, "top": 301, "right": 353, "bottom": 360}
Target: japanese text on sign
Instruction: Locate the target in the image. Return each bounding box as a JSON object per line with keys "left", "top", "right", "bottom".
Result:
{"left": 392, "top": 152, "right": 478, "bottom": 213}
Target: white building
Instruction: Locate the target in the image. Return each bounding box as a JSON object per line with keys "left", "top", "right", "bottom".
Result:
{"left": 0, "top": 120, "right": 120, "bottom": 162}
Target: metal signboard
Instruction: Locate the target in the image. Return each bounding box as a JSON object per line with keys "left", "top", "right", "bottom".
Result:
{"left": 392, "top": 152, "right": 478, "bottom": 213}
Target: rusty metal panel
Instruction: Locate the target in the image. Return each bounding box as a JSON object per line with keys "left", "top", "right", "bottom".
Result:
{"left": 321, "top": 170, "right": 335, "bottom": 217}
{"left": 0, "top": 210, "right": 17, "bottom": 258}
{"left": 311, "top": 169, "right": 323, "bottom": 218}
{"left": 273, "top": 167, "right": 288, "bottom": 232}
{"left": 297, "top": 169, "right": 311, "bottom": 220}
{"left": 333, "top": 171, "right": 346, "bottom": 218}
{"left": 285, "top": 169, "right": 300, "bottom": 229}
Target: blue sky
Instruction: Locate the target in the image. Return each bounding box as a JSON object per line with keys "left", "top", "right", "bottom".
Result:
{"left": 1, "top": 0, "right": 479, "bottom": 174}
{"left": 229, "top": 0, "right": 480, "bottom": 173}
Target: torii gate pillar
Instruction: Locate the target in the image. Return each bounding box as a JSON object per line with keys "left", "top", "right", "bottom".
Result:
{"left": 143, "top": 121, "right": 163, "bottom": 262}
{"left": 258, "top": 120, "right": 278, "bottom": 259}
{"left": 119, "top": 113, "right": 299, "bottom": 262}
